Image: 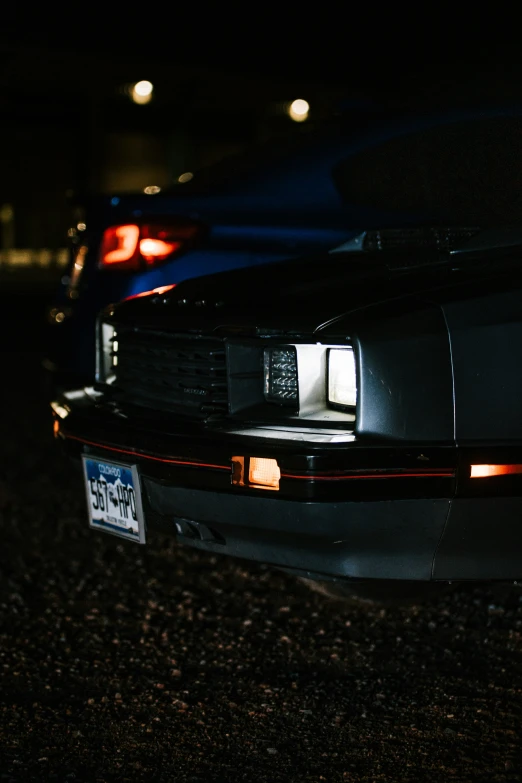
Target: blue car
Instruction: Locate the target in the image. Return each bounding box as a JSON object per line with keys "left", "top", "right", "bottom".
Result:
{"left": 44, "top": 104, "right": 522, "bottom": 387}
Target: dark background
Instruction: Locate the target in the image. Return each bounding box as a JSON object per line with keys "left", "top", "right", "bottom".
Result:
{"left": 1, "top": 20, "right": 521, "bottom": 252}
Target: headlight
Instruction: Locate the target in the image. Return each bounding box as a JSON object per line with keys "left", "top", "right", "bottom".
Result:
{"left": 327, "top": 348, "right": 356, "bottom": 410}
{"left": 96, "top": 320, "right": 118, "bottom": 384}
{"left": 264, "top": 345, "right": 298, "bottom": 407}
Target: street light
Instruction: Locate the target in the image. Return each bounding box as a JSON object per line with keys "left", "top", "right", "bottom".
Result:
{"left": 288, "top": 99, "right": 309, "bottom": 122}
{"left": 132, "top": 81, "right": 153, "bottom": 105}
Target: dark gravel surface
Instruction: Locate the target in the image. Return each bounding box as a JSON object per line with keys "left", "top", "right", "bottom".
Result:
{"left": 2, "top": 291, "right": 522, "bottom": 781}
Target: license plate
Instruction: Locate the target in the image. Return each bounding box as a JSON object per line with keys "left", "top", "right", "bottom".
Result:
{"left": 82, "top": 455, "right": 146, "bottom": 543}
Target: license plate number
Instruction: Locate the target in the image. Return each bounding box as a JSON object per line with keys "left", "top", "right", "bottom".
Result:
{"left": 82, "top": 456, "right": 145, "bottom": 543}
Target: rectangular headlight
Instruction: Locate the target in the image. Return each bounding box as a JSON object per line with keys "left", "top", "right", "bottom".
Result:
{"left": 264, "top": 345, "right": 298, "bottom": 407}
{"left": 327, "top": 348, "right": 356, "bottom": 410}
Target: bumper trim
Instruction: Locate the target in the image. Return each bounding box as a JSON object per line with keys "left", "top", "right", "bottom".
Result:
{"left": 64, "top": 433, "right": 231, "bottom": 472}
{"left": 282, "top": 469, "right": 455, "bottom": 480}
{"left": 63, "top": 432, "right": 456, "bottom": 481}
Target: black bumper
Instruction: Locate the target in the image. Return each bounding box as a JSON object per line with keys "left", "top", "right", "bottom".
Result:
{"left": 145, "top": 481, "right": 449, "bottom": 580}
{"left": 53, "top": 392, "right": 522, "bottom": 582}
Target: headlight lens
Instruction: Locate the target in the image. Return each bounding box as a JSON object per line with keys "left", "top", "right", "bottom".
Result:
{"left": 264, "top": 346, "right": 298, "bottom": 406}
{"left": 327, "top": 348, "right": 356, "bottom": 410}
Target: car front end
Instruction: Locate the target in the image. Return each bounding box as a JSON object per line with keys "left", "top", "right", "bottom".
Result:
{"left": 51, "top": 242, "right": 522, "bottom": 588}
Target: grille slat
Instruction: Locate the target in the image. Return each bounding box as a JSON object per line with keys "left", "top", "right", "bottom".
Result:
{"left": 111, "top": 329, "right": 228, "bottom": 416}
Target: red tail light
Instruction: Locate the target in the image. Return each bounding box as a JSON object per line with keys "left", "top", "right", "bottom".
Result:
{"left": 99, "top": 221, "right": 201, "bottom": 270}
{"left": 139, "top": 238, "right": 181, "bottom": 262}
{"left": 100, "top": 225, "right": 140, "bottom": 266}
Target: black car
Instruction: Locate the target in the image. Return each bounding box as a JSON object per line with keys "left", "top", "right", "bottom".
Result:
{"left": 51, "top": 225, "right": 522, "bottom": 602}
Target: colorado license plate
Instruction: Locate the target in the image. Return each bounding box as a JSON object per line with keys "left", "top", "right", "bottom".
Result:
{"left": 82, "top": 456, "right": 146, "bottom": 543}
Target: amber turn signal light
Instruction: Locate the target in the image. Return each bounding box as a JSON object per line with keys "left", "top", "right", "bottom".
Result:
{"left": 470, "top": 464, "right": 522, "bottom": 478}
{"left": 232, "top": 456, "right": 280, "bottom": 490}
{"left": 249, "top": 458, "right": 281, "bottom": 489}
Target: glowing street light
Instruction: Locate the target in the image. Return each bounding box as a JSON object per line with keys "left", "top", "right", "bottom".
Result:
{"left": 135, "top": 80, "right": 153, "bottom": 96}
{"left": 288, "top": 98, "right": 309, "bottom": 122}
{"left": 132, "top": 80, "right": 153, "bottom": 105}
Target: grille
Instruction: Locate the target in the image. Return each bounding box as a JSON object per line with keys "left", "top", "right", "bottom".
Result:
{"left": 112, "top": 328, "right": 228, "bottom": 417}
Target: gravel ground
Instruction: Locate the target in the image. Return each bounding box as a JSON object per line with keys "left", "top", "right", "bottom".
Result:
{"left": 1, "top": 292, "right": 522, "bottom": 781}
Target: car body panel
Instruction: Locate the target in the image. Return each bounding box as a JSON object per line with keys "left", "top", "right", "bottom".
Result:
{"left": 440, "top": 289, "right": 522, "bottom": 442}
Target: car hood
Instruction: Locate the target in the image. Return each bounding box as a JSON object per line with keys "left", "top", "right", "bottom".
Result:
{"left": 109, "top": 246, "right": 499, "bottom": 336}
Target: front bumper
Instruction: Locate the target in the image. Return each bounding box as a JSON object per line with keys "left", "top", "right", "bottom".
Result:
{"left": 145, "top": 482, "right": 449, "bottom": 581}
{"left": 53, "top": 389, "right": 522, "bottom": 582}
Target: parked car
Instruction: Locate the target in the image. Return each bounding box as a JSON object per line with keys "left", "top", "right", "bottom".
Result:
{"left": 44, "top": 105, "right": 522, "bottom": 390}
{"left": 51, "top": 221, "right": 522, "bottom": 603}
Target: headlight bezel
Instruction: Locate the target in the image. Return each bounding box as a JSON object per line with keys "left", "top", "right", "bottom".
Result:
{"left": 262, "top": 341, "right": 357, "bottom": 423}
